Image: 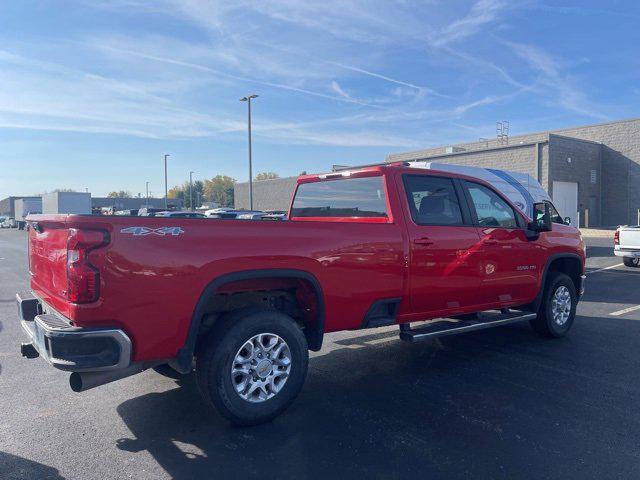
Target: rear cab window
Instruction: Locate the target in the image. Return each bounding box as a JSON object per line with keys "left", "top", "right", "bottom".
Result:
{"left": 290, "top": 175, "right": 389, "bottom": 222}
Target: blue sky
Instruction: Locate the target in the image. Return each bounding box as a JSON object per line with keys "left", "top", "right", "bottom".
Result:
{"left": 1, "top": 0, "right": 639, "bottom": 197}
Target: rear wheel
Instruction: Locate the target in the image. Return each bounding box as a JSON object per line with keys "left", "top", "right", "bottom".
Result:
{"left": 196, "top": 310, "right": 308, "bottom": 426}
{"left": 530, "top": 272, "right": 577, "bottom": 338}
{"left": 623, "top": 257, "right": 640, "bottom": 268}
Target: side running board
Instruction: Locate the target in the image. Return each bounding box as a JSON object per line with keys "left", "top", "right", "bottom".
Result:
{"left": 399, "top": 310, "right": 537, "bottom": 342}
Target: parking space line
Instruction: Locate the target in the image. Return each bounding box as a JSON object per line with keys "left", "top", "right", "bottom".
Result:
{"left": 610, "top": 305, "right": 640, "bottom": 316}
{"left": 590, "top": 263, "right": 624, "bottom": 274}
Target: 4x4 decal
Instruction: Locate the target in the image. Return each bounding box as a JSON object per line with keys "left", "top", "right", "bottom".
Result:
{"left": 120, "top": 226, "right": 184, "bottom": 236}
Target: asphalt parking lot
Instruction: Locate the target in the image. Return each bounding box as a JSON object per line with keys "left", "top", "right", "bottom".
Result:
{"left": 1, "top": 228, "right": 639, "bottom": 479}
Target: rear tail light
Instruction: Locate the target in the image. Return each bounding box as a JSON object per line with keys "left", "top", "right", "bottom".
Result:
{"left": 67, "top": 229, "right": 109, "bottom": 303}
{"left": 614, "top": 229, "right": 620, "bottom": 245}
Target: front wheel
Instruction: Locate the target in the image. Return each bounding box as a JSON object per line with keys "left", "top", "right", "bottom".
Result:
{"left": 530, "top": 272, "right": 577, "bottom": 338}
{"left": 623, "top": 257, "right": 640, "bottom": 268}
{"left": 196, "top": 310, "right": 309, "bottom": 426}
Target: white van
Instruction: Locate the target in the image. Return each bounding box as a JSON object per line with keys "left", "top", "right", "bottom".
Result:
{"left": 408, "top": 162, "right": 569, "bottom": 223}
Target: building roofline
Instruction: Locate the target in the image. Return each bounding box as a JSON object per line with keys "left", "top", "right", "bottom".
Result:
{"left": 389, "top": 117, "right": 640, "bottom": 160}
{"left": 543, "top": 116, "right": 640, "bottom": 136}
{"left": 235, "top": 176, "right": 299, "bottom": 186}
{"left": 548, "top": 133, "right": 603, "bottom": 146}
{"left": 389, "top": 139, "right": 547, "bottom": 162}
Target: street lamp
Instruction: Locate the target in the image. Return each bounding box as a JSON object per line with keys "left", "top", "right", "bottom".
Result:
{"left": 145, "top": 182, "right": 150, "bottom": 205}
{"left": 189, "top": 171, "right": 194, "bottom": 211}
{"left": 240, "top": 94, "right": 258, "bottom": 210}
{"left": 164, "top": 154, "right": 170, "bottom": 209}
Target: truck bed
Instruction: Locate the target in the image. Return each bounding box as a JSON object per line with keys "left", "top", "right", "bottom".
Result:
{"left": 617, "top": 226, "right": 640, "bottom": 250}
{"left": 27, "top": 214, "right": 406, "bottom": 361}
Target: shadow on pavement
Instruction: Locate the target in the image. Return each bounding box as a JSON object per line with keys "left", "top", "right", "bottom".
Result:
{"left": 0, "top": 451, "right": 65, "bottom": 480}
{"left": 115, "top": 321, "right": 640, "bottom": 480}
{"left": 583, "top": 269, "right": 640, "bottom": 305}
{"left": 585, "top": 245, "right": 614, "bottom": 258}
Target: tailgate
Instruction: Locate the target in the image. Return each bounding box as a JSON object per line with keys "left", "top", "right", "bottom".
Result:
{"left": 619, "top": 227, "right": 640, "bottom": 250}
{"left": 28, "top": 216, "right": 71, "bottom": 317}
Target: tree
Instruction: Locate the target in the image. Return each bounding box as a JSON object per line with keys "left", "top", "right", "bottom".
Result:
{"left": 107, "top": 190, "right": 132, "bottom": 198}
{"left": 167, "top": 175, "right": 237, "bottom": 209}
{"left": 167, "top": 186, "right": 182, "bottom": 199}
{"left": 203, "top": 175, "right": 236, "bottom": 207}
{"left": 35, "top": 188, "right": 77, "bottom": 195}
{"left": 254, "top": 172, "right": 280, "bottom": 181}
{"left": 168, "top": 180, "right": 207, "bottom": 209}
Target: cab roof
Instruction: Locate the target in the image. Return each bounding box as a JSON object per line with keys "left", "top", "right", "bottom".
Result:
{"left": 297, "top": 162, "right": 485, "bottom": 184}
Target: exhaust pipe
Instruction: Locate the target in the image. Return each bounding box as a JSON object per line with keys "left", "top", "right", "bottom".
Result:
{"left": 70, "top": 363, "right": 148, "bottom": 392}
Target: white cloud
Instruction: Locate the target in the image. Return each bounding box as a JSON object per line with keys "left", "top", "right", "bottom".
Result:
{"left": 2, "top": 0, "right": 611, "bottom": 152}
{"left": 432, "top": 0, "right": 507, "bottom": 47}
{"left": 330, "top": 80, "right": 351, "bottom": 100}
{"left": 0, "top": 48, "right": 421, "bottom": 147}
{"left": 507, "top": 41, "right": 561, "bottom": 77}
{"left": 505, "top": 41, "right": 608, "bottom": 120}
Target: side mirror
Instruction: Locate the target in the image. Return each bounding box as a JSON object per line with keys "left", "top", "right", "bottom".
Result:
{"left": 563, "top": 216, "right": 571, "bottom": 226}
{"left": 529, "top": 202, "right": 552, "bottom": 233}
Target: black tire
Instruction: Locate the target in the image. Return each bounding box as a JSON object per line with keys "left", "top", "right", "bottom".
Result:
{"left": 196, "top": 309, "right": 308, "bottom": 426}
{"left": 152, "top": 363, "right": 184, "bottom": 379}
{"left": 530, "top": 272, "right": 577, "bottom": 338}
{"left": 623, "top": 257, "right": 640, "bottom": 268}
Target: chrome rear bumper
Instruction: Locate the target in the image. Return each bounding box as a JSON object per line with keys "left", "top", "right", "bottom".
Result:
{"left": 614, "top": 249, "right": 640, "bottom": 258}
{"left": 17, "top": 292, "right": 132, "bottom": 372}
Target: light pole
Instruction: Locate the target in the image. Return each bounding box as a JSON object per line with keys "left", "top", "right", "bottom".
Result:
{"left": 145, "top": 182, "right": 150, "bottom": 205}
{"left": 189, "top": 171, "right": 194, "bottom": 211}
{"left": 164, "top": 154, "right": 170, "bottom": 209}
{"left": 240, "top": 94, "right": 258, "bottom": 210}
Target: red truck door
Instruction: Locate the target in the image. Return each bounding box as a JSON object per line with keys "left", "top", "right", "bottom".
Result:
{"left": 461, "top": 180, "right": 541, "bottom": 305}
{"left": 399, "top": 174, "right": 484, "bottom": 316}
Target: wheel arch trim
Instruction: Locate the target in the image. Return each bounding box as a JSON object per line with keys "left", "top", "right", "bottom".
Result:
{"left": 174, "top": 269, "right": 325, "bottom": 373}
{"left": 531, "top": 253, "right": 584, "bottom": 311}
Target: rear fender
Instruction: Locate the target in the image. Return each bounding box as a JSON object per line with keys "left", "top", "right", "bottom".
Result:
{"left": 173, "top": 269, "right": 325, "bottom": 373}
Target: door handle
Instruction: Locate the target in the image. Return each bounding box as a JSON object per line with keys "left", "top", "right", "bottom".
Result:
{"left": 484, "top": 238, "right": 498, "bottom": 245}
{"left": 414, "top": 237, "right": 434, "bottom": 246}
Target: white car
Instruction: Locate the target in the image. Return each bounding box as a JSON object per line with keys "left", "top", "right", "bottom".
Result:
{"left": 153, "top": 211, "right": 206, "bottom": 218}
{"left": 614, "top": 226, "right": 640, "bottom": 267}
{"left": 1, "top": 217, "right": 16, "bottom": 228}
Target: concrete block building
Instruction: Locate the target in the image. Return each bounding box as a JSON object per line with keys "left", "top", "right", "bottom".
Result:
{"left": 389, "top": 118, "right": 640, "bottom": 227}
{"left": 234, "top": 176, "right": 298, "bottom": 211}
{"left": 234, "top": 118, "right": 639, "bottom": 226}
{"left": 0, "top": 196, "right": 42, "bottom": 217}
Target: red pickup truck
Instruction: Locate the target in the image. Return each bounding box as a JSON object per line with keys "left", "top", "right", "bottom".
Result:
{"left": 17, "top": 163, "right": 585, "bottom": 425}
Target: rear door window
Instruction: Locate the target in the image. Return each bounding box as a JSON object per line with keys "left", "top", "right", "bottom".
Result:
{"left": 403, "top": 175, "right": 464, "bottom": 226}
{"left": 291, "top": 176, "right": 388, "bottom": 218}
